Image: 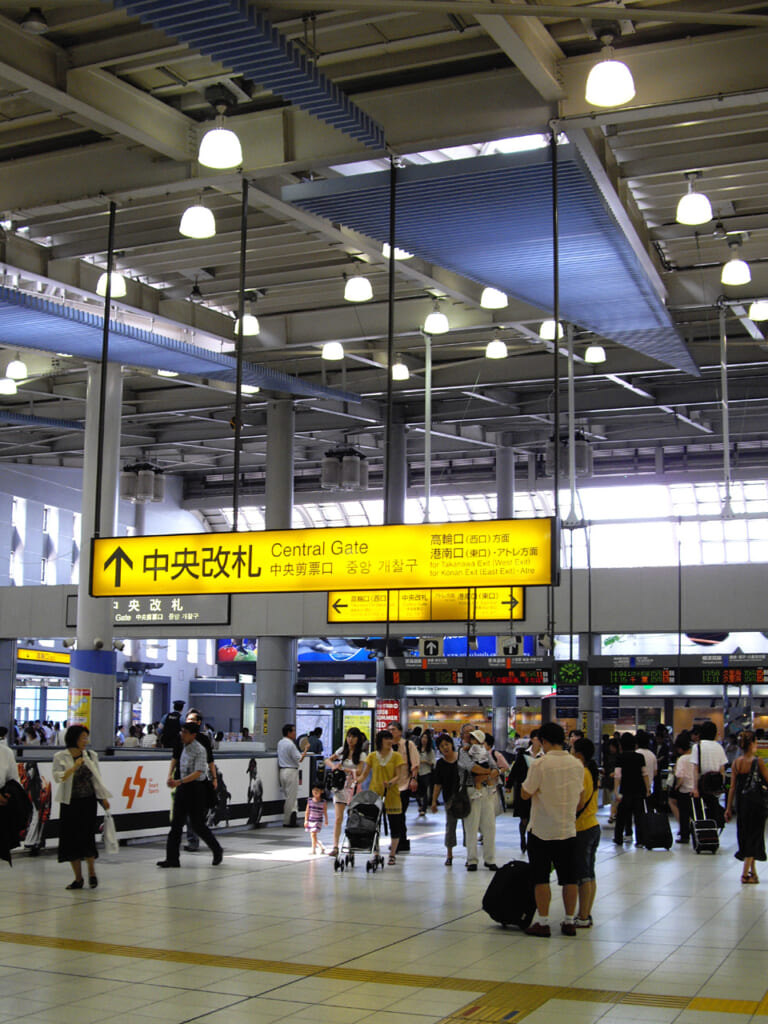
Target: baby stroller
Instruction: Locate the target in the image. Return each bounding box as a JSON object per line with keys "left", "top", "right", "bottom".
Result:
{"left": 335, "top": 790, "right": 386, "bottom": 873}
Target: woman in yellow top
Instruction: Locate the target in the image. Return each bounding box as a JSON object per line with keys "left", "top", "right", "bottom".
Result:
{"left": 358, "top": 730, "right": 406, "bottom": 865}
{"left": 573, "top": 737, "right": 600, "bottom": 928}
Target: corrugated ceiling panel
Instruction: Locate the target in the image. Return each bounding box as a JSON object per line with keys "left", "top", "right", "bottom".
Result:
{"left": 0, "top": 288, "right": 360, "bottom": 403}
{"left": 283, "top": 149, "right": 699, "bottom": 376}
{"left": 110, "top": 0, "right": 384, "bottom": 148}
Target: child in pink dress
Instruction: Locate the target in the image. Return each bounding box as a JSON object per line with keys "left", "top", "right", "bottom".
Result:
{"left": 304, "top": 785, "right": 328, "bottom": 854}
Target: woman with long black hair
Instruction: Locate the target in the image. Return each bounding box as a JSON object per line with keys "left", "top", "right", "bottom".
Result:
{"left": 725, "top": 730, "right": 768, "bottom": 883}
{"left": 325, "top": 726, "right": 365, "bottom": 856}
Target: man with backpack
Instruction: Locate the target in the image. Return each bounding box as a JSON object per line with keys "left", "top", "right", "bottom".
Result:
{"left": 158, "top": 701, "right": 185, "bottom": 749}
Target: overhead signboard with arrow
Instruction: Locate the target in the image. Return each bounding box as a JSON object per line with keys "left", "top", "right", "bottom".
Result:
{"left": 90, "top": 519, "right": 555, "bottom": 598}
{"left": 327, "top": 586, "right": 524, "bottom": 623}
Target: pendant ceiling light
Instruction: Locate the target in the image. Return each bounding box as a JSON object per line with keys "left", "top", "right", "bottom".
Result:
{"left": 179, "top": 197, "right": 216, "bottom": 239}
{"left": 485, "top": 338, "right": 508, "bottom": 360}
{"left": 424, "top": 300, "right": 449, "bottom": 335}
{"left": 157, "top": 369, "right": 179, "bottom": 378}
{"left": 675, "top": 172, "right": 712, "bottom": 226}
{"left": 481, "top": 286, "right": 512, "bottom": 309}
{"left": 322, "top": 341, "right": 344, "bottom": 361}
{"left": 0, "top": 377, "right": 17, "bottom": 395}
{"left": 748, "top": 300, "right": 768, "bottom": 321}
{"left": 392, "top": 356, "right": 410, "bottom": 381}
{"left": 96, "top": 271, "right": 127, "bottom": 298}
{"left": 20, "top": 6, "right": 48, "bottom": 34}
{"left": 343, "top": 273, "right": 373, "bottom": 302}
{"left": 480, "top": 287, "right": 508, "bottom": 310}
{"left": 539, "top": 319, "right": 564, "bottom": 341}
{"left": 584, "top": 343, "right": 607, "bottom": 364}
{"left": 382, "top": 243, "right": 413, "bottom": 260}
{"left": 585, "top": 27, "right": 635, "bottom": 108}
{"left": 721, "top": 237, "right": 751, "bottom": 286}
{"left": 6, "top": 353, "right": 28, "bottom": 380}
{"left": 241, "top": 383, "right": 260, "bottom": 394}
{"left": 198, "top": 111, "right": 242, "bottom": 169}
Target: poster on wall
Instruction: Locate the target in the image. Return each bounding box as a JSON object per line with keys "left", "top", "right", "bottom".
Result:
{"left": 375, "top": 698, "right": 401, "bottom": 733}
{"left": 342, "top": 708, "right": 373, "bottom": 743}
{"left": 68, "top": 688, "right": 91, "bottom": 728}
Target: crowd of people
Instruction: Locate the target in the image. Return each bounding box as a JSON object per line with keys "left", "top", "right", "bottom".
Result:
{"left": 2, "top": 711, "right": 766, "bottom": 919}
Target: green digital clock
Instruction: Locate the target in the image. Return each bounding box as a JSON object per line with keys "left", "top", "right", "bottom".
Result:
{"left": 557, "top": 661, "right": 586, "bottom": 685}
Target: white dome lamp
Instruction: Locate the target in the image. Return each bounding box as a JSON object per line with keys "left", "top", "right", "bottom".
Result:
{"left": 423, "top": 299, "right": 449, "bottom": 335}
{"left": 480, "top": 286, "right": 508, "bottom": 310}
{"left": 485, "top": 338, "right": 508, "bottom": 360}
{"left": 392, "top": 355, "right": 410, "bottom": 380}
{"left": 198, "top": 95, "right": 242, "bottom": 170}
{"left": 96, "top": 269, "right": 127, "bottom": 298}
{"left": 539, "top": 319, "right": 564, "bottom": 341}
{"left": 585, "top": 25, "right": 635, "bottom": 108}
{"left": 179, "top": 194, "right": 216, "bottom": 239}
{"left": 343, "top": 272, "right": 373, "bottom": 302}
{"left": 234, "top": 291, "right": 260, "bottom": 336}
{"left": 676, "top": 171, "right": 713, "bottom": 227}
{"left": 748, "top": 300, "right": 768, "bottom": 322}
{"left": 6, "top": 353, "right": 28, "bottom": 380}
{"left": 584, "top": 343, "right": 607, "bottom": 364}
{"left": 721, "top": 236, "right": 751, "bottom": 287}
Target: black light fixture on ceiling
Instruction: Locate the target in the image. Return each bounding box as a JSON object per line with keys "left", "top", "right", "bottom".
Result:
{"left": 189, "top": 281, "right": 204, "bottom": 303}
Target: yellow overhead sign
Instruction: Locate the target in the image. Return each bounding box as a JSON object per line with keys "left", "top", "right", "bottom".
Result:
{"left": 90, "top": 518, "right": 555, "bottom": 598}
{"left": 327, "top": 587, "right": 525, "bottom": 623}
{"left": 18, "top": 648, "right": 71, "bottom": 664}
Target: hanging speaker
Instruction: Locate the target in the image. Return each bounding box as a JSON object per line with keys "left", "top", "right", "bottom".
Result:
{"left": 341, "top": 453, "right": 361, "bottom": 490}
{"left": 321, "top": 455, "right": 341, "bottom": 490}
{"left": 152, "top": 472, "right": 166, "bottom": 503}
{"left": 119, "top": 471, "right": 138, "bottom": 502}
{"left": 358, "top": 457, "right": 369, "bottom": 490}
{"left": 136, "top": 468, "right": 155, "bottom": 502}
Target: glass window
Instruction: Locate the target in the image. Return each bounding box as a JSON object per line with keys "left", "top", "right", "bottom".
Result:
{"left": 46, "top": 687, "right": 69, "bottom": 723}
{"left": 15, "top": 686, "right": 40, "bottom": 722}
{"left": 187, "top": 638, "right": 198, "bottom": 664}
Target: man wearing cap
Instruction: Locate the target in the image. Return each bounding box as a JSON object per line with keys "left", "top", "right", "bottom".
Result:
{"left": 157, "top": 722, "right": 223, "bottom": 868}
{"left": 458, "top": 728, "right": 499, "bottom": 871}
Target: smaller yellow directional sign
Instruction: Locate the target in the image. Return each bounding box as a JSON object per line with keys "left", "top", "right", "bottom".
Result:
{"left": 18, "top": 648, "right": 71, "bottom": 665}
{"left": 327, "top": 586, "right": 524, "bottom": 624}
{"left": 91, "top": 518, "right": 555, "bottom": 598}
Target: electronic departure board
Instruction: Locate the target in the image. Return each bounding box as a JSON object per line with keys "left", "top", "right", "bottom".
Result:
{"left": 680, "top": 666, "right": 766, "bottom": 685}
{"left": 385, "top": 667, "right": 551, "bottom": 686}
{"left": 589, "top": 667, "right": 676, "bottom": 686}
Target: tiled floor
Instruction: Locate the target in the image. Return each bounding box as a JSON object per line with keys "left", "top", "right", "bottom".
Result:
{"left": 1, "top": 805, "right": 766, "bottom": 1023}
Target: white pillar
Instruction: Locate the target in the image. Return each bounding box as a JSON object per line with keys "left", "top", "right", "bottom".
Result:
{"left": 70, "top": 363, "right": 122, "bottom": 749}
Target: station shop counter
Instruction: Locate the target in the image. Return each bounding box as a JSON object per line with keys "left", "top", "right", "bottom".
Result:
{"left": 11, "top": 748, "right": 309, "bottom": 842}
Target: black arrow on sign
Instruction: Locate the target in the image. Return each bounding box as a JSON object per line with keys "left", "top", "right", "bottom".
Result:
{"left": 501, "top": 597, "right": 519, "bottom": 609}
{"left": 332, "top": 598, "right": 348, "bottom": 613}
{"left": 104, "top": 546, "right": 134, "bottom": 587}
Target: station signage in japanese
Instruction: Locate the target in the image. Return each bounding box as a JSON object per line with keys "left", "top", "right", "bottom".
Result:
{"left": 66, "top": 593, "right": 230, "bottom": 627}
{"left": 90, "top": 518, "right": 556, "bottom": 598}
{"left": 327, "top": 586, "right": 524, "bottom": 623}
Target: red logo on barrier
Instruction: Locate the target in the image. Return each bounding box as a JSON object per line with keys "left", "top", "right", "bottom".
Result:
{"left": 122, "top": 766, "right": 148, "bottom": 809}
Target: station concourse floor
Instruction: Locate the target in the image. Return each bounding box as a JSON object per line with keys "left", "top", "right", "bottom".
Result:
{"left": 1, "top": 805, "right": 766, "bottom": 1024}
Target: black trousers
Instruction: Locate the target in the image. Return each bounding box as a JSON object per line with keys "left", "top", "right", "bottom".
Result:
{"left": 166, "top": 783, "right": 222, "bottom": 863}
{"left": 614, "top": 794, "right": 644, "bottom": 843}
{"left": 677, "top": 792, "right": 693, "bottom": 841}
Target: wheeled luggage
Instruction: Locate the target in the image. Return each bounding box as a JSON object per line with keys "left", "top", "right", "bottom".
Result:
{"left": 482, "top": 859, "right": 536, "bottom": 930}
{"left": 636, "top": 797, "right": 673, "bottom": 850}
{"left": 690, "top": 796, "right": 719, "bottom": 854}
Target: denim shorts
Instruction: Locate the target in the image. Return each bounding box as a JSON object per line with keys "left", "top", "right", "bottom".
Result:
{"left": 574, "top": 824, "right": 601, "bottom": 882}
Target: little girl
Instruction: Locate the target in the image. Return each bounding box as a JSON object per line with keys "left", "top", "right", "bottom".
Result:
{"left": 304, "top": 785, "right": 328, "bottom": 854}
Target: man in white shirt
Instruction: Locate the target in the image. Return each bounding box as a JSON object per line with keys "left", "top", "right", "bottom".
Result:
{"left": 521, "top": 721, "right": 585, "bottom": 937}
{"left": 692, "top": 721, "right": 727, "bottom": 827}
{"left": 277, "top": 723, "right": 308, "bottom": 827}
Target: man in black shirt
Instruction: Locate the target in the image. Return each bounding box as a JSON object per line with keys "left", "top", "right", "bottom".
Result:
{"left": 613, "top": 732, "right": 650, "bottom": 846}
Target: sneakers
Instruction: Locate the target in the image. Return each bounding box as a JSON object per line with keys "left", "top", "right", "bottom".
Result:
{"left": 575, "top": 916, "right": 593, "bottom": 928}
{"left": 560, "top": 921, "right": 577, "bottom": 936}
{"left": 525, "top": 922, "right": 551, "bottom": 937}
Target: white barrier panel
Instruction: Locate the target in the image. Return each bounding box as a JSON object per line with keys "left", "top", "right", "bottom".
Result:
{"left": 15, "top": 754, "right": 309, "bottom": 841}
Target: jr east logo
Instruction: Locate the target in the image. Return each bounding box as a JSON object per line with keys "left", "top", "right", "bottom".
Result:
{"left": 122, "top": 766, "right": 160, "bottom": 808}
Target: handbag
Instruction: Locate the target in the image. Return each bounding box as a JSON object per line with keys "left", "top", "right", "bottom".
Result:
{"left": 740, "top": 758, "right": 768, "bottom": 814}
{"left": 205, "top": 779, "right": 218, "bottom": 809}
{"left": 446, "top": 784, "right": 471, "bottom": 819}
{"left": 102, "top": 810, "right": 119, "bottom": 854}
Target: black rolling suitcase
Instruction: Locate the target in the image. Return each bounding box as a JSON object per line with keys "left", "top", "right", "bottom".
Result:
{"left": 690, "top": 796, "right": 719, "bottom": 854}
{"left": 636, "top": 797, "right": 673, "bottom": 850}
{"left": 482, "top": 859, "right": 536, "bottom": 930}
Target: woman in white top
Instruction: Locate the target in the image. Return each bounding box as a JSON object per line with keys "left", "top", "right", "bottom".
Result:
{"left": 416, "top": 730, "right": 437, "bottom": 817}
{"left": 52, "top": 725, "right": 111, "bottom": 890}
{"left": 325, "top": 727, "right": 365, "bottom": 856}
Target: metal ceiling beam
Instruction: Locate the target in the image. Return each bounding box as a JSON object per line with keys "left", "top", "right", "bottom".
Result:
{"left": 474, "top": 12, "right": 565, "bottom": 102}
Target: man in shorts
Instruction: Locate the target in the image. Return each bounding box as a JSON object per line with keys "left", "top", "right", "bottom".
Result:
{"left": 521, "top": 721, "right": 585, "bottom": 937}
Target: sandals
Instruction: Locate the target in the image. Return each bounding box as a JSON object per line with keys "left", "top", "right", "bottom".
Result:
{"left": 742, "top": 872, "right": 760, "bottom": 884}
{"left": 444, "top": 856, "right": 453, "bottom": 866}
{"left": 328, "top": 847, "right": 339, "bottom": 857}
{"left": 388, "top": 854, "right": 396, "bottom": 865}
{"left": 66, "top": 879, "right": 84, "bottom": 890}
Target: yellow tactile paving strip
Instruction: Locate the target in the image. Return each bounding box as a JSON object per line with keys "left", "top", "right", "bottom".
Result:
{"left": 0, "top": 930, "right": 763, "bottom": 1021}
